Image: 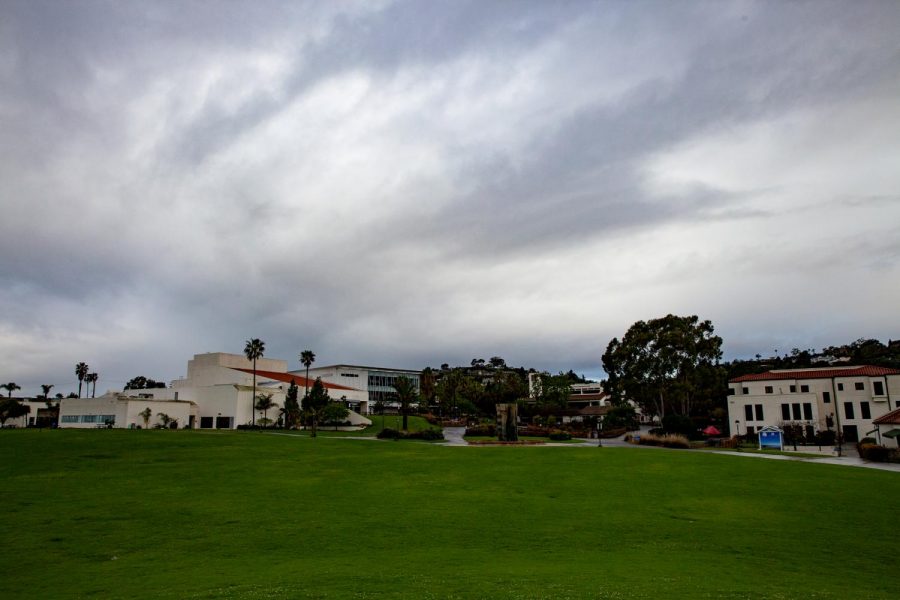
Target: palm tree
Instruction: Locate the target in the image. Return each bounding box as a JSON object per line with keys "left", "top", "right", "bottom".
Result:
{"left": 299, "top": 349, "right": 316, "bottom": 407}
{"left": 139, "top": 407, "right": 152, "bottom": 429}
{"left": 244, "top": 339, "right": 265, "bottom": 426}
{"left": 392, "top": 375, "right": 418, "bottom": 431}
{"left": 75, "top": 362, "right": 89, "bottom": 398}
{"left": 254, "top": 393, "right": 276, "bottom": 427}
{"left": 2, "top": 382, "right": 21, "bottom": 398}
{"left": 87, "top": 373, "right": 98, "bottom": 397}
{"left": 40, "top": 384, "right": 54, "bottom": 399}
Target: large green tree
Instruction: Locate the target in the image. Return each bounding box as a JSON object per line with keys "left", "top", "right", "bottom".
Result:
{"left": 124, "top": 376, "right": 167, "bottom": 390}
{"left": 305, "top": 377, "right": 330, "bottom": 438}
{"left": 75, "top": 362, "right": 89, "bottom": 398}
{"left": 391, "top": 375, "right": 418, "bottom": 431}
{"left": 244, "top": 338, "right": 265, "bottom": 426}
{"left": 419, "top": 367, "right": 436, "bottom": 410}
{"left": 602, "top": 314, "right": 724, "bottom": 420}
{"left": 299, "top": 349, "right": 316, "bottom": 403}
{"left": 533, "top": 373, "right": 571, "bottom": 409}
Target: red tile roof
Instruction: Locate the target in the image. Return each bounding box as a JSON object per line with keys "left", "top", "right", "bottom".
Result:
{"left": 873, "top": 407, "right": 900, "bottom": 425}
{"left": 730, "top": 365, "right": 899, "bottom": 383}
{"left": 229, "top": 368, "right": 360, "bottom": 392}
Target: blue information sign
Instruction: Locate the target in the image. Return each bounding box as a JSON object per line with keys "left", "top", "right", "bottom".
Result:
{"left": 759, "top": 427, "right": 783, "bottom": 450}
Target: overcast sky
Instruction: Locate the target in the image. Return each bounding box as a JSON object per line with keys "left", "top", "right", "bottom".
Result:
{"left": 2, "top": 0, "right": 899, "bottom": 396}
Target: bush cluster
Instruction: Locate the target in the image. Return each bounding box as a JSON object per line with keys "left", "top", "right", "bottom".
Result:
{"left": 548, "top": 430, "right": 572, "bottom": 441}
{"left": 857, "top": 442, "right": 889, "bottom": 462}
{"left": 599, "top": 427, "right": 627, "bottom": 439}
{"left": 377, "top": 428, "right": 444, "bottom": 441}
{"left": 635, "top": 433, "right": 690, "bottom": 449}
{"left": 464, "top": 424, "right": 496, "bottom": 437}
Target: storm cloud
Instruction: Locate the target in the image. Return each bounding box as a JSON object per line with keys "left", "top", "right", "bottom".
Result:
{"left": 2, "top": 0, "right": 899, "bottom": 395}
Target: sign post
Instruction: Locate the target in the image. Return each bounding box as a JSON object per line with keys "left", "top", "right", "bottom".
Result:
{"left": 758, "top": 425, "right": 784, "bottom": 451}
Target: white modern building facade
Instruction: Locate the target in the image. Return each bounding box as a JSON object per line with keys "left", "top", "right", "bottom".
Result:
{"left": 727, "top": 365, "right": 900, "bottom": 447}
{"left": 57, "top": 352, "right": 370, "bottom": 430}
{"left": 302, "top": 364, "right": 421, "bottom": 414}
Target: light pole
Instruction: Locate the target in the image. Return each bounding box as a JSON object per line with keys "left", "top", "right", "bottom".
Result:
{"left": 734, "top": 419, "right": 740, "bottom": 437}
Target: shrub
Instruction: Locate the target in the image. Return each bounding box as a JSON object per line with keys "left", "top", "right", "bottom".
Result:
{"left": 857, "top": 443, "right": 889, "bottom": 462}
{"left": 377, "top": 428, "right": 401, "bottom": 440}
{"left": 465, "top": 424, "right": 496, "bottom": 437}
{"left": 548, "top": 430, "right": 572, "bottom": 441}
{"left": 859, "top": 437, "right": 877, "bottom": 445}
{"left": 519, "top": 426, "right": 551, "bottom": 437}
{"left": 377, "top": 428, "right": 444, "bottom": 441}
{"left": 635, "top": 433, "right": 689, "bottom": 449}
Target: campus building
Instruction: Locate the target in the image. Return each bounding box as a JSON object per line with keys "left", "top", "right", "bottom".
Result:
{"left": 302, "top": 364, "right": 421, "bottom": 414}
{"left": 57, "top": 352, "right": 370, "bottom": 430}
{"left": 727, "top": 366, "right": 900, "bottom": 447}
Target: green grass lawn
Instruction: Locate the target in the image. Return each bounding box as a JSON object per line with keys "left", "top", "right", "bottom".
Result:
{"left": 1, "top": 430, "right": 897, "bottom": 599}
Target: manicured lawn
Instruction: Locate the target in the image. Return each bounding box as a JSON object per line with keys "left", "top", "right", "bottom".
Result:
{"left": 1, "top": 430, "right": 897, "bottom": 599}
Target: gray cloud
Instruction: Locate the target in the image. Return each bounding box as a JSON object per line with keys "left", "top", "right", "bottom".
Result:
{"left": 2, "top": 0, "right": 899, "bottom": 395}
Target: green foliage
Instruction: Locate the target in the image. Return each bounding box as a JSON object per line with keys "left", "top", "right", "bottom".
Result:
{"left": 304, "top": 378, "right": 330, "bottom": 437}
{"left": 533, "top": 372, "right": 570, "bottom": 408}
{"left": 603, "top": 314, "right": 725, "bottom": 419}
{"left": 321, "top": 402, "right": 350, "bottom": 429}
{"left": 392, "top": 375, "right": 418, "bottom": 431}
{"left": 254, "top": 393, "right": 276, "bottom": 425}
{"left": 603, "top": 405, "right": 638, "bottom": 431}
{"left": 857, "top": 443, "right": 889, "bottom": 462}
{"left": 282, "top": 379, "right": 301, "bottom": 429}
{"left": 0, "top": 398, "right": 29, "bottom": 424}
{"left": 548, "top": 430, "right": 572, "bottom": 441}
{"left": 662, "top": 414, "right": 695, "bottom": 438}
{"left": 124, "top": 376, "right": 167, "bottom": 390}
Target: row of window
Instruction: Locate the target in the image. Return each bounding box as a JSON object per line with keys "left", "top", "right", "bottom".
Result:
{"left": 743, "top": 401, "right": 874, "bottom": 423}
{"left": 61, "top": 415, "right": 116, "bottom": 423}
{"left": 367, "top": 374, "right": 419, "bottom": 389}
{"left": 733, "top": 380, "right": 885, "bottom": 396}
{"left": 340, "top": 373, "right": 360, "bottom": 378}
{"left": 843, "top": 401, "right": 871, "bottom": 420}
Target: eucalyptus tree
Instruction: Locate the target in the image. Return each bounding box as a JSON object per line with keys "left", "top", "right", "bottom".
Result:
{"left": 299, "top": 349, "right": 316, "bottom": 405}
{"left": 244, "top": 338, "right": 266, "bottom": 426}
{"left": 75, "top": 362, "right": 89, "bottom": 397}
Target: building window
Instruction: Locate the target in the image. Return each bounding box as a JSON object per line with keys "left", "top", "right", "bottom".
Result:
{"left": 755, "top": 404, "right": 764, "bottom": 421}
{"left": 823, "top": 391, "right": 831, "bottom": 404}
{"left": 727, "top": 388, "right": 736, "bottom": 396}
{"left": 789, "top": 385, "right": 796, "bottom": 393}
{"left": 860, "top": 402, "right": 871, "bottom": 420}
{"left": 873, "top": 381, "right": 885, "bottom": 396}
{"left": 798, "top": 384, "right": 808, "bottom": 393}
{"left": 742, "top": 387, "right": 749, "bottom": 394}
{"left": 855, "top": 382, "right": 864, "bottom": 391}
{"left": 764, "top": 386, "right": 773, "bottom": 394}
{"left": 837, "top": 383, "right": 844, "bottom": 391}
{"left": 80, "top": 415, "right": 98, "bottom": 423}
{"left": 802, "top": 403, "right": 813, "bottom": 420}
{"left": 744, "top": 405, "right": 753, "bottom": 421}
{"left": 61, "top": 415, "right": 79, "bottom": 423}
{"left": 781, "top": 404, "right": 790, "bottom": 420}
{"left": 844, "top": 402, "right": 855, "bottom": 419}
{"left": 791, "top": 403, "right": 801, "bottom": 420}
{"left": 200, "top": 416, "right": 213, "bottom": 429}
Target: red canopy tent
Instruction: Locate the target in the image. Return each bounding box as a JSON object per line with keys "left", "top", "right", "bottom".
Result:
{"left": 702, "top": 425, "right": 721, "bottom": 436}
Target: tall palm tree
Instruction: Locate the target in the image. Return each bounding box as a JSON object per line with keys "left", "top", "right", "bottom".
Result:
{"left": 392, "top": 375, "right": 418, "bottom": 431}
{"left": 75, "top": 362, "right": 89, "bottom": 398}
{"left": 87, "top": 373, "right": 98, "bottom": 397}
{"left": 40, "top": 384, "right": 54, "bottom": 399}
{"left": 299, "top": 349, "right": 316, "bottom": 407}
{"left": 2, "top": 382, "right": 21, "bottom": 398}
{"left": 244, "top": 338, "right": 265, "bottom": 426}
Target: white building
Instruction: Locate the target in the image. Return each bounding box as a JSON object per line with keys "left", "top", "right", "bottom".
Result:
{"left": 302, "top": 364, "right": 420, "bottom": 414}
{"left": 727, "top": 365, "right": 900, "bottom": 446}
{"left": 58, "top": 352, "right": 370, "bottom": 430}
